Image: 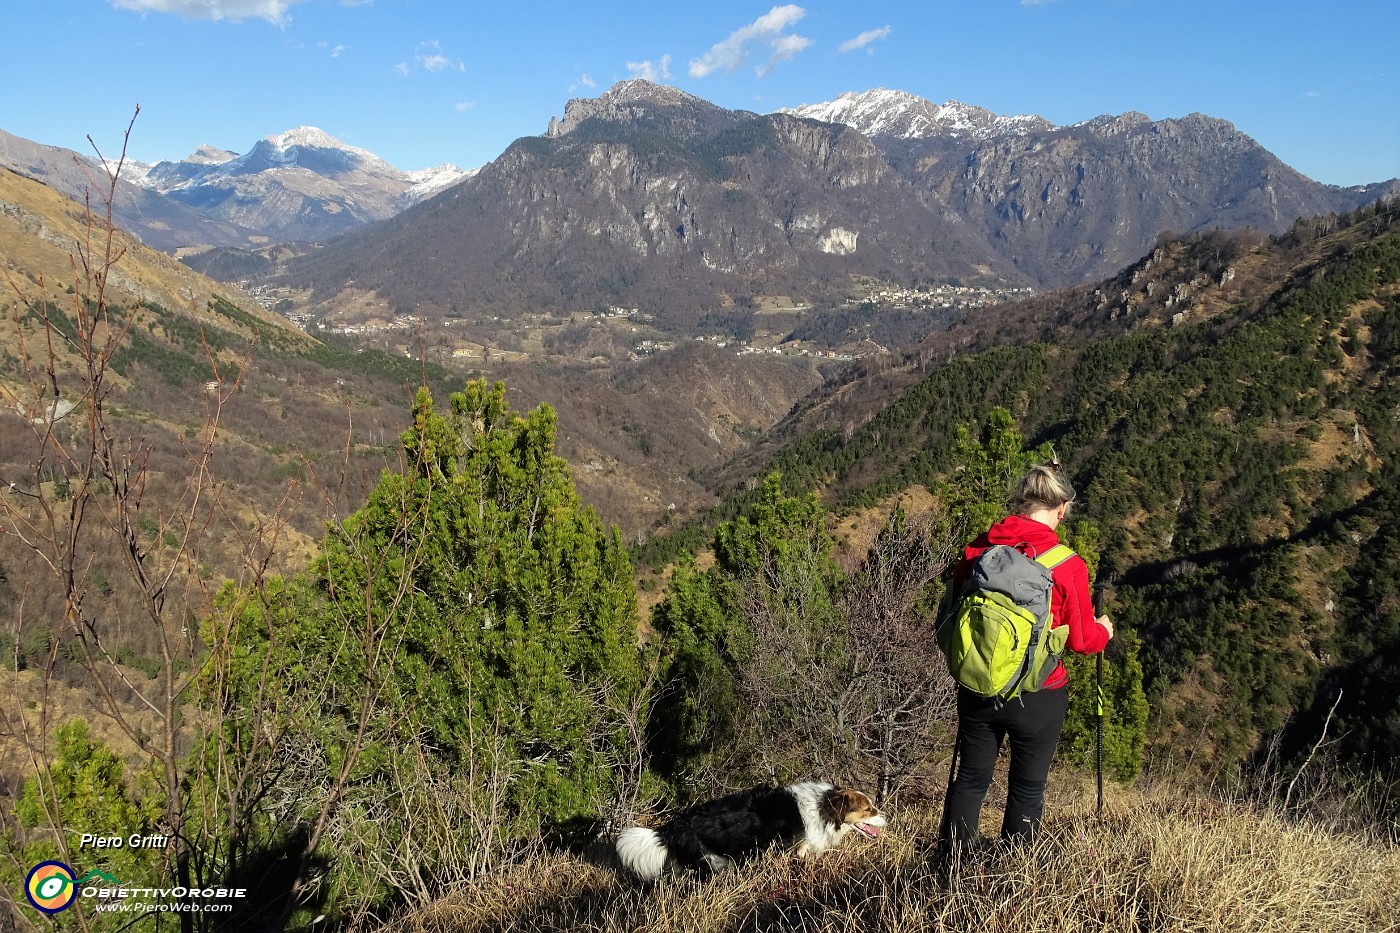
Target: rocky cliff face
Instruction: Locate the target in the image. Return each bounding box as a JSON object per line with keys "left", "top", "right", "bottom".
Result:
{"left": 281, "top": 81, "right": 1397, "bottom": 321}
{"left": 787, "top": 90, "right": 1396, "bottom": 285}
{"left": 546, "top": 80, "right": 739, "bottom": 140}
{"left": 288, "top": 82, "right": 993, "bottom": 320}
{"left": 906, "top": 110, "right": 1384, "bottom": 283}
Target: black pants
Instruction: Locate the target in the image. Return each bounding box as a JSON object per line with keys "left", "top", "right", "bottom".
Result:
{"left": 940, "top": 685, "right": 1070, "bottom": 843}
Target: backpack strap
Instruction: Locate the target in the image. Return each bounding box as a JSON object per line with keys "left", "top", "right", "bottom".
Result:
{"left": 1033, "top": 543, "right": 1076, "bottom": 571}
{"left": 999, "top": 542, "right": 1077, "bottom": 704}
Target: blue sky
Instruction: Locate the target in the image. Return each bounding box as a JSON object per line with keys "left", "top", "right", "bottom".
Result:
{"left": 2, "top": 0, "right": 1396, "bottom": 186}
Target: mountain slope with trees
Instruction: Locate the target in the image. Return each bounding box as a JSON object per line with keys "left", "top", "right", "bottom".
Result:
{"left": 665, "top": 199, "right": 1400, "bottom": 790}
{"left": 273, "top": 81, "right": 1395, "bottom": 327}
{"left": 4, "top": 175, "right": 1397, "bottom": 929}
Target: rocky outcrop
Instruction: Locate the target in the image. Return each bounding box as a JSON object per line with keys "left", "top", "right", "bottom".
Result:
{"left": 280, "top": 81, "right": 1398, "bottom": 321}
{"left": 546, "top": 80, "right": 732, "bottom": 140}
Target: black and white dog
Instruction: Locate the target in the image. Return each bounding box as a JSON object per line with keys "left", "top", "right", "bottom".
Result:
{"left": 615, "top": 782, "right": 887, "bottom": 880}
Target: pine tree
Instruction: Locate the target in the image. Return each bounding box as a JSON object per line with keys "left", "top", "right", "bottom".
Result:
{"left": 651, "top": 474, "right": 848, "bottom": 790}
{"left": 208, "top": 379, "right": 645, "bottom": 917}
{"left": 369, "top": 380, "right": 645, "bottom": 827}
{"left": 6, "top": 720, "right": 166, "bottom": 931}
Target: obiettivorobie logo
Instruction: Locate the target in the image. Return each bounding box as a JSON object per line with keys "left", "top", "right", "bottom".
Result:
{"left": 23, "top": 861, "right": 246, "bottom": 916}
{"left": 25, "top": 862, "right": 120, "bottom": 914}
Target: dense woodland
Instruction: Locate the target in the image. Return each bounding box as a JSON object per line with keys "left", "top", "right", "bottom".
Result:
{"left": 654, "top": 201, "right": 1400, "bottom": 789}
{"left": 2, "top": 200, "right": 1397, "bottom": 931}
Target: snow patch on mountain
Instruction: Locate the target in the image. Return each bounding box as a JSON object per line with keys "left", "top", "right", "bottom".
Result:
{"left": 778, "top": 89, "right": 1055, "bottom": 141}
{"left": 102, "top": 157, "right": 154, "bottom": 185}
{"left": 402, "top": 163, "right": 477, "bottom": 201}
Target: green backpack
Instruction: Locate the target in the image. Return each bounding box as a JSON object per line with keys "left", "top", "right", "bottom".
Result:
{"left": 937, "top": 542, "right": 1076, "bottom": 701}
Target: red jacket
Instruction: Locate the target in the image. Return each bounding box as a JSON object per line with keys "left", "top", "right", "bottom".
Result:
{"left": 953, "top": 514, "right": 1109, "bottom": 690}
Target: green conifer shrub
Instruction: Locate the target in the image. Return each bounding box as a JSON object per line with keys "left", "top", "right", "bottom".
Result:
{"left": 3, "top": 720, "right": 166, "bottom": 931}
{"left": 205, "top": 379, "right": 646, "bottom": 919}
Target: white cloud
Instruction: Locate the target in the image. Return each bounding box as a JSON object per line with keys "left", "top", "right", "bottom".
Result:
{"left": 455, "top": 101, "right": 477, "bottom": 112}
{"left": 394, "top": 62, "right": 410, "bottom": 76}
{"left": 626, "top": 54, "right": 672, "bottom": 82}
{"left": 837, "top": 25, "right": 891, "bottom": 55}
{"left": 415, "top": 39, "right": 464, "bottom": 74}
{"left": 579, "top": 73, "right": 596, "bottom": 89}
{"left": 689, "top": 4, "right": 810, "bottom": 79}
{"left": 109, "top": 0, "right": 304, "bottom": 24}
{"left": 756, "top": 34, "right": 811, "bottom": 77}
{"left": 318, "top": 40, "right": 347, "bottom": 57}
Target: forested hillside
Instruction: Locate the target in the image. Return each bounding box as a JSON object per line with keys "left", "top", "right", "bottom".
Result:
{"left": 4, "top": 183, "right": 1395, "bottom": 931}
{"left": 662, "top": 200, "right": 1400, "bottom": 787}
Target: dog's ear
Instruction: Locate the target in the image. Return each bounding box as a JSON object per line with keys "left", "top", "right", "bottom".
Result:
{"left": 824, "top": 787, "right": 866, "bottom": 819}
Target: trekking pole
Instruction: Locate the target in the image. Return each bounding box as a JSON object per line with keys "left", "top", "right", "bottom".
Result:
{"left": 1091, "top": 584, "right": 1112, "bottom": 820}
{"left": 939, "top": 724, "right": 961, "bottom": 841}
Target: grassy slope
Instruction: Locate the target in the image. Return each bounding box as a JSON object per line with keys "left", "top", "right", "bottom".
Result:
{"left": 388, "top": 781, "right": 1399, "bottom": 933}
{"left": 0, "top": 167, "right": 293, "bottom": 337}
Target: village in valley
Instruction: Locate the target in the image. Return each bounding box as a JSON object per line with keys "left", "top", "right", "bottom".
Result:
{"left": 239, "top": 279, "right": 1035, "bottom": 367}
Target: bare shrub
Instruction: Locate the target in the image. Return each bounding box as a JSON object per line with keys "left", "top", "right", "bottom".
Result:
{"left": 0, "top": 112, "right": 237, "bottom": 909}
{"left": 839, "top": 507, "right": 959, "bottom": 801}
{"left": 701, "top": 491, "right": 960, "bottom": 804}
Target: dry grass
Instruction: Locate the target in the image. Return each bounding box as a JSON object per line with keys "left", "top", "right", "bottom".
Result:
{"left": 0, "top": 167, "right": 292, "bottom": 339}
{"left": 0, "top": 668, "right": 165, "bottom": 781}
{"left": 384, "top": 781, "right": 1400, "bottom": 933}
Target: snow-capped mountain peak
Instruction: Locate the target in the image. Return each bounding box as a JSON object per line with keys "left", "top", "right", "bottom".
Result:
{"left": 257, "top": 126, "right": 383, "bottom": 165}
{"left": 401, "top": 163, "right": 476, "bottom": 202}
{"left": 222, "top": 125, "right": 398, "bottom": 177}
{"left": 267, "top": 125, "right": 344, "bottom": 149}
{"left": 778, "top": 88, "right": 1055, "bottom": 141}
{"left": 185, "top": 144, "right": 238, "bottom": 166}
{"left": 125, "top": 127, "right": 474, "bottom": 242}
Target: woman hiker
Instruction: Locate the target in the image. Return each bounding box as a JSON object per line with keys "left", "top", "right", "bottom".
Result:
{"left": 938, "top": 462, "right": 1114, "bottom": 853}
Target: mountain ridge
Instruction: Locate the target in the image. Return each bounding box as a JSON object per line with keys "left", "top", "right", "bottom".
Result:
{"left": 0, "top": 127, "right": 261, "bottom": 252}
{"left": 7, "top": 81, "right": 1394, "bottom": 294}
{"left": 0, "top": 123, "right": 473, "bottom": 250}
{"left": 779, "top": 87, "right": 1054, "bottom": 140}
{"left": 136, "top": 125, "right": 469, "bottom": 243}
{"left": 275, "top": 80, "right": 1396, "bottom": 325}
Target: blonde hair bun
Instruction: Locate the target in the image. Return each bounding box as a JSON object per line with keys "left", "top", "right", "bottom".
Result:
{"left": 1012, "top": 463, "right": 1076, "bottom": 514}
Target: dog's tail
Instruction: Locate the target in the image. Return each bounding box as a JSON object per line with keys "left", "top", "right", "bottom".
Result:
{"left": 615, "top": 826, "right": 669, "bottom": 880}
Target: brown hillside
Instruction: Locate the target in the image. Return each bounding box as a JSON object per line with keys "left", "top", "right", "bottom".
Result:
{"left": 0, "top": 167, "right": 294, "bottom": 338}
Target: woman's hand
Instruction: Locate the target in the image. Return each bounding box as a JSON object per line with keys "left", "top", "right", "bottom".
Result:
{"left": 1097, "top": 615, "right": 1115, "bottom": 640}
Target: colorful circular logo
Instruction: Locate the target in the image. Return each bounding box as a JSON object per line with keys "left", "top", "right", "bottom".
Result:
{"left": 25, "top": 861, "right": 77, "bottom": 914}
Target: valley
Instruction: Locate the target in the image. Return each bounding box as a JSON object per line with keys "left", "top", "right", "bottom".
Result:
{"left": 2, "top": 68, "right": 1398, "bottom": 932}
{"left": 243, "top": 276, "right": 1033, "bottom": 368}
